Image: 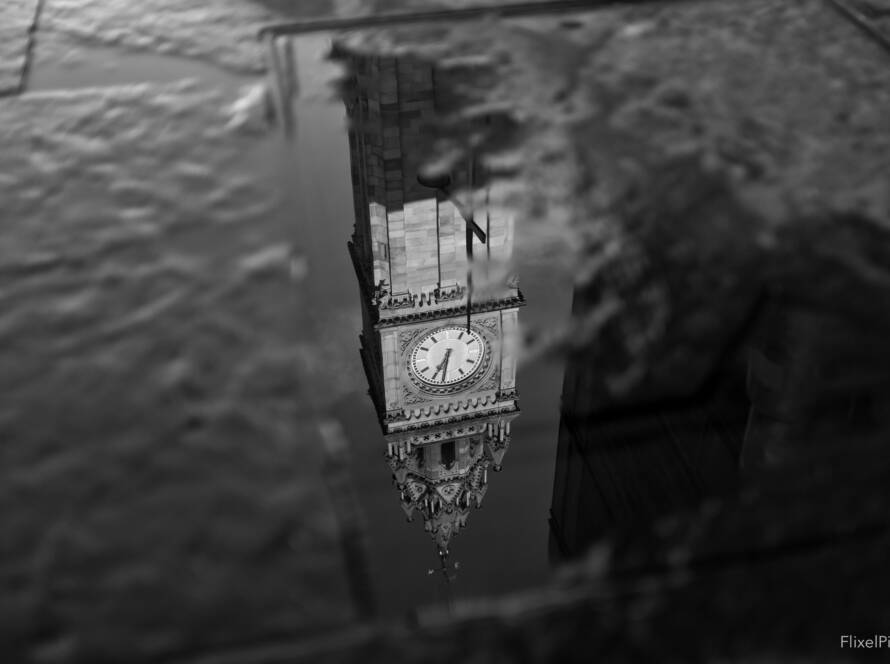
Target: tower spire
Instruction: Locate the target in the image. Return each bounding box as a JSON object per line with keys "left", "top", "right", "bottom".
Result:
{"left": 385, "top": 415, "right": 515, "bottom": 589}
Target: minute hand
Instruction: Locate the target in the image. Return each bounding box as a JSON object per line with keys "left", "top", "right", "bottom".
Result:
{"left": 435, "top": 349, "right": 452, "bottom": 381}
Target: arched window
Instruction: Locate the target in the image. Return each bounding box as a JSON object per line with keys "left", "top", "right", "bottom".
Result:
{"left": 441, "top": 441, "right": 456, "bottom": 470}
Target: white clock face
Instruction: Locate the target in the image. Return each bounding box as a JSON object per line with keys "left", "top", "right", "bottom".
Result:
{"left": 410, "top": 326, "right": 485, "bottom": 386}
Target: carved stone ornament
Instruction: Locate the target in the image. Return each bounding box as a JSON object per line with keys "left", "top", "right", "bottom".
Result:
{"left": 476, "top": 316, "right": 499, "bottom": 332}
{"left": 403, "top": 385, "right": 428, "bottom": 405}
{"left": 478, "top": 374, "right": 500, "bottom": 393}
{"left": 399, "top": 327, "right": 427, "bottom": 353}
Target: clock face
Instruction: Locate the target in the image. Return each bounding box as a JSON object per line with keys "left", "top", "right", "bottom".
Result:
{"left": 410, "top": 326, "right": 486, "bottom": 386}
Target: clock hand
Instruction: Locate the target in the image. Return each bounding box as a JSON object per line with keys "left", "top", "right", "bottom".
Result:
{"left": 434, "top": 349, "right": 452, "bottom": 381}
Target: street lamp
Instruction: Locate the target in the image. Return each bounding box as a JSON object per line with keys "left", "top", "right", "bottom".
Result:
{"left": 417, "top": 171, "right": 487, "bottom": 332}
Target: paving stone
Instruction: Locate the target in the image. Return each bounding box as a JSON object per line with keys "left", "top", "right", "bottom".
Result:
{"left": 0, "top": 82, "right": 357, "bottom": 663}
{"left": 0, "top": 0, "right": 41, "bottom": 94}
{"left": 37, "top": 0, "right": 334, "bottom": 75}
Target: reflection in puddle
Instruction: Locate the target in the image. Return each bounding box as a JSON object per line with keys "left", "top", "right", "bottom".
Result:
{"left": 265, "top": 3, "right": 890, "bottom": 632}
{"left": 551, "top": 281, "right": 746, "bottom": 561}
{"left": 271, "top": 33, "right": 545, "bottom": 612}
{"left": 342, "top": 50, "right": 524, "bottom": 597}
{"left": 551, "top": 284, "right": 890, "bottom": 561}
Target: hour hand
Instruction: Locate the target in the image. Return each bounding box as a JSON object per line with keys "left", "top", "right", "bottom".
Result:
{"left": 435, "top": 349, "right": 452, "bottom": 381}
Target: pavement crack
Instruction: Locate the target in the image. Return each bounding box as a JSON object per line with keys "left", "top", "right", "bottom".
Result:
{"left": 18, "top": 0, "right": 47, "bottom": 95}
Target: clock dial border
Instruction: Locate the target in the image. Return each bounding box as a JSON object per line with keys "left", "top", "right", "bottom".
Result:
{"left": 405, "top": 323, "right": 495, "bottom": 395}
{"left": 410, "top": 326, "right": 485, "bottom": 386}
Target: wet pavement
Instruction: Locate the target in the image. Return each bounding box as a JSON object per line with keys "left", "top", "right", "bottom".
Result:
{"left": 0, "top": 82, "right": 360, "bottom": 662}
{"left": 0, "top": 0, "right": 40, "bottom": 95}
{"left": 3, "top": 0, "right": 890, "bottom": 662}
{"left": 1, "top": 3, "right": 360, "bottom": 661}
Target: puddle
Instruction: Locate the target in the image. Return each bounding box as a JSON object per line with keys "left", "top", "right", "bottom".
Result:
{"left": 268, "top": 33, "right": 573, "bottom": 614}
{"left": 265, "top": 6, "right": 890, "bottom": 621}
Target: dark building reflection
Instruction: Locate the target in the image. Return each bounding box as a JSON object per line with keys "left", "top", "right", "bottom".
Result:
{"left": 740, "top": 298, "right": 890, "bottom": 470}
{"left": 550, "top": 273, "right": 890, "bottom": 562}
{"left": 338, "top": 49, "right": 524, "bottom": 568}
{"left": 549, "top": 287, "right": 746, "bottom": 561}
{"left": 261, "top": 30, "right": 890, "bottom": 621}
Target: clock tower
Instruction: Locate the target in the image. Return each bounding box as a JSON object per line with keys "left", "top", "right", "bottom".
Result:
{"left": 339, "top": 50, "right": 523, "bottom": 558}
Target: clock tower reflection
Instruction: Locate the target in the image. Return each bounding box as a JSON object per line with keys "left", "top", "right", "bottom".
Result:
{"left": 337, "top": 48, "right": 524, "bottom": 564}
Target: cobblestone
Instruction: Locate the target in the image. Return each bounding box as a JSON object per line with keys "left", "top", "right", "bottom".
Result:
{"left": 37, "top": 0, "right": 334, "bottom": 75}
{"left": 0, "top": 82, "right": 356, "bottom": 663}
{"left": 0, "top": 0, "right": 41, "bottom": 94}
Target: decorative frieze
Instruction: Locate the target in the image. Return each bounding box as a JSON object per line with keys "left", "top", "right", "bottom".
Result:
{"left": 383, "top": 409, "right": 405, "bottom": 425}
{"left": 376, "top": 283, "right": 470, "bottom": 311}
{"left": 379, "top": 291, "right": 415, "bottom": 310}
{"left": 395, "top": 423, "right": 485, "bottom": 447}
{"left": 387, "top": 403, "right": 518, "bottom": 434}
{"left": 376, "top": 293, "right": 525, "bottom": 328}
{"left": 403, "top": 393, "right": 499, "bottom": 420}
{"left": 434, "top": 283, "right": 465, "bottom": 302}
{"left": 497, "top": 388, "right": 519, "bottom": 402}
